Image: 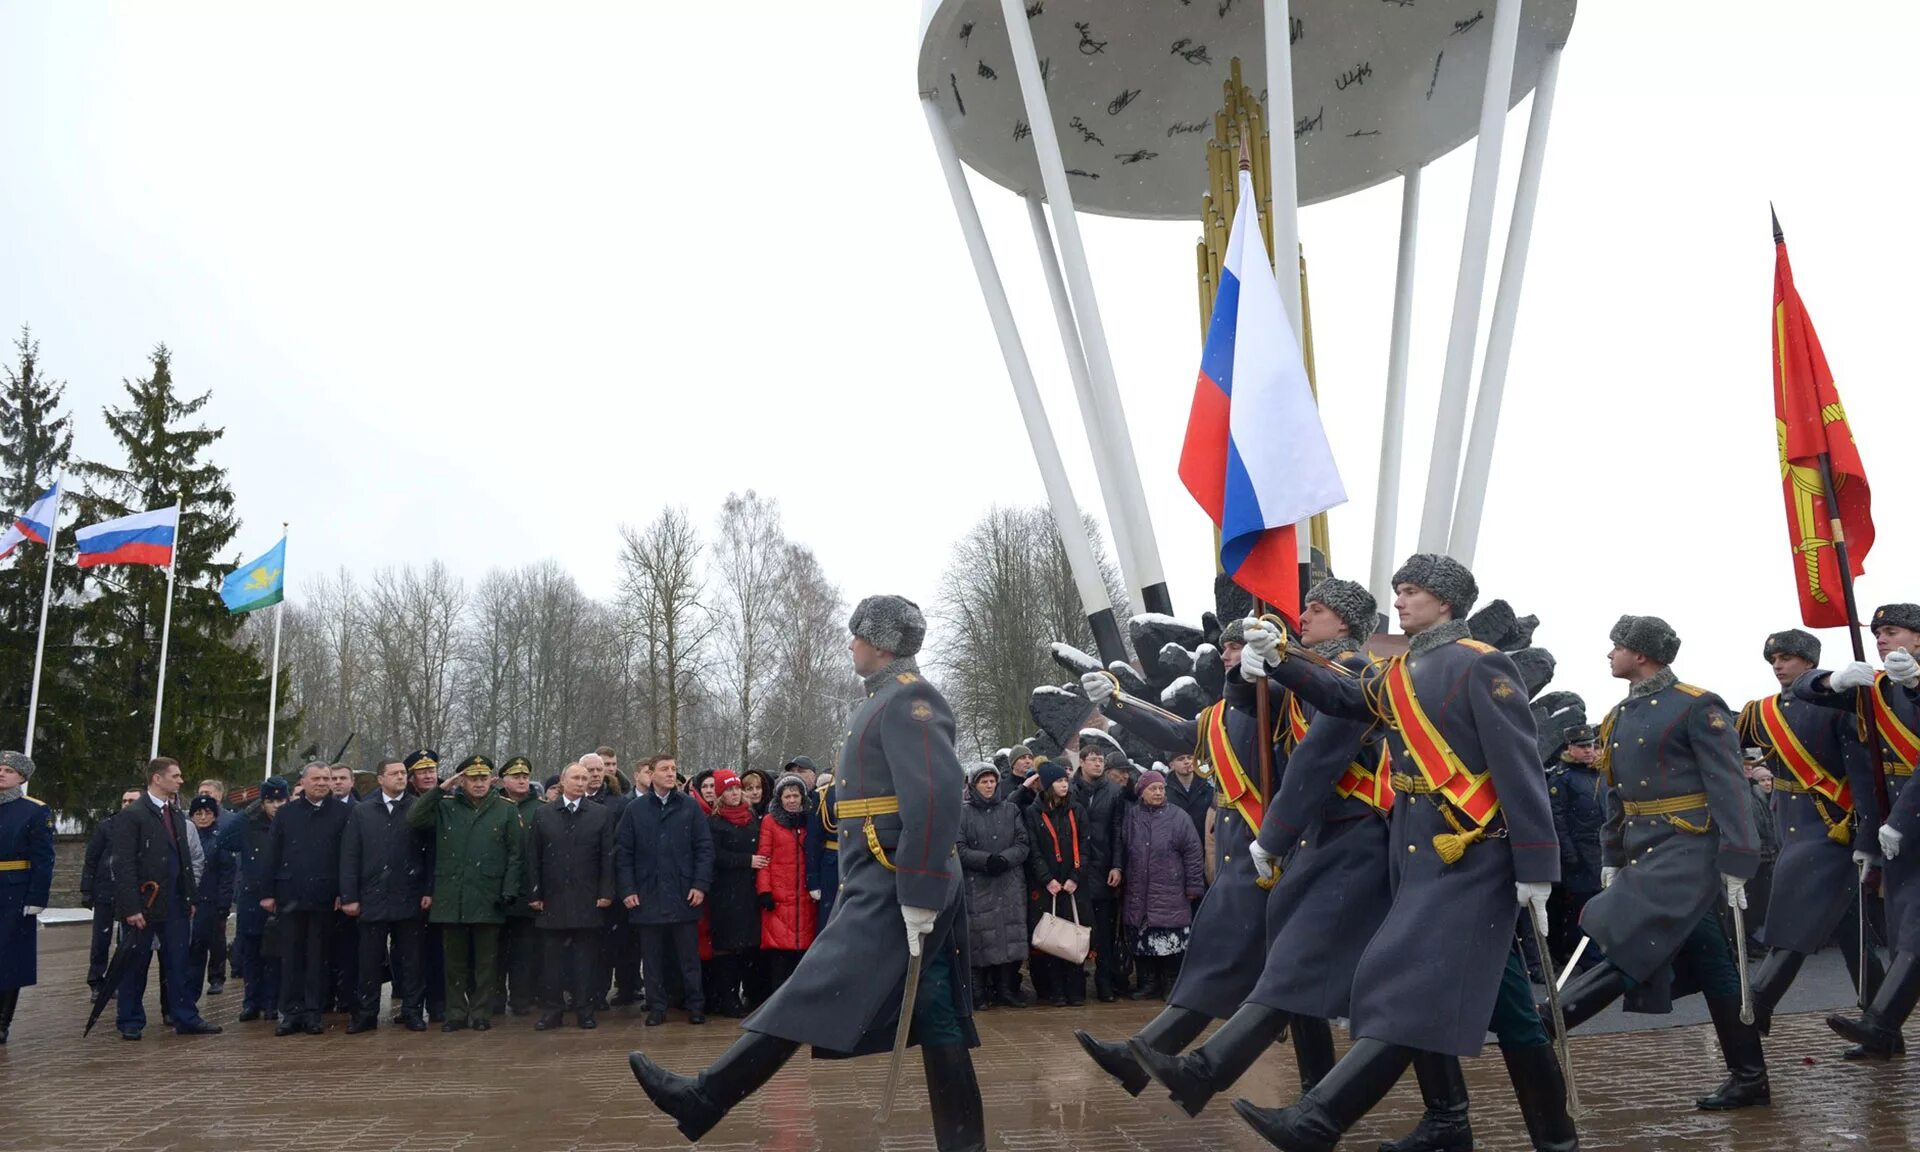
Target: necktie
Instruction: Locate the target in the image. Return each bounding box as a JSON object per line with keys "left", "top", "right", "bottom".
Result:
{"left": 162, "top": 803, "right": 178, "bottom": 845}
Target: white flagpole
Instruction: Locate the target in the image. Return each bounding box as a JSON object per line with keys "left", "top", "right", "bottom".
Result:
{"left": 263, "top": 525, "right": 286, "bottom": 780}
{"left": 149, "top": 500, "right": 182, "bottom": 761}
{"left": 23, "top": 478, "right": 62, "bottom": 756}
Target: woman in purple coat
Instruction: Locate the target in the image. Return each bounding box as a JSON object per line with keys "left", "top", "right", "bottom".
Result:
{"left": 1117, "top": 769, "right": 1206, "bottom": 1001}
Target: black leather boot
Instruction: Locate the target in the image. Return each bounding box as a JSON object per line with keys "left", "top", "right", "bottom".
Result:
{"left": 1747, "top": 948, "right": 1804, "bottom": 1036}
{"left": 629, "top": 1030, "right": 801, "bottom": 1142}
{"left": 1131, "top": 1004, "right": 1288, "bottom": 1117}
{"left": 998, "top": 963, "right": 1028, "bottom": 1008}
{"left": 1544, "top": 961, "right": 1633, "bottom": 1037}
{"left": 1501, "top": 1044, "right": 1580, "bottom": 1151}
{"left": 1828, "top": 951, "right": 1920, "bottom": 1060}
{"left": 1378, "top": 1051, "right": 1472, "bottom": 1152}
{"left": 924, "top": 1043, "right": 987, "bottom": 1152}
{"left": 1232, "top": 1037, "right": 1413, "bottom": 1152}
{"left": 0, "top": 988, "right": 17, "bottom": 1044}
{"left": 1696, "top": 994, "right": 1770, "bottom": 1110}
{"left": 1074, "top": 1007, "right": 1210, "bottom": 1097}
{"left": 1291, "top": 1016, "right": 1336, "bottom": 1095}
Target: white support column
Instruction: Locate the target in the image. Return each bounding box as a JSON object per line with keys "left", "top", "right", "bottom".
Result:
{"left": 998, "top": 0, "right": 1169, "bottom": 613}
{"left": 1450, "top": 46, "right": 1564, "bottom": 567}
{"left": 1263, "top": 0, "right": 1313, "bottom": 571}
{"left": 1415, "top": 0, "right": 1522, "bottom": 555}
{"left": 924, "top": 100, "right": 1126, "bottom": 665}
{"left": 1368, "top": 168, "right": 1423, "bottom": 618}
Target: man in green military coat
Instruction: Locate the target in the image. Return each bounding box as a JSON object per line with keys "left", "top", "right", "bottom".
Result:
{"left": 408, "top": 755, "right": 524, "bottom": 1032}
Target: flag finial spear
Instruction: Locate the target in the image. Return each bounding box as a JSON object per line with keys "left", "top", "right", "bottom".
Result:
{"left": 1237, "top": 133, "right": 1252, "bottom": 173}
{"left": 1771, "top": 203, "right": 1784, "bottom": 245}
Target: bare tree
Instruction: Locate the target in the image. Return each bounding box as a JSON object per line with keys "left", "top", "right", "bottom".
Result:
{"left": 712, "top": 490, "right": 786, "bottom": 770}
{"left": 365, "top": 562, "right": 466, "bottom": 754}
{"left": 617, "top": 506, "right": 712, "bottom": 759}
{"left": 756, "top": 543, "right": 859, "bottom": 766}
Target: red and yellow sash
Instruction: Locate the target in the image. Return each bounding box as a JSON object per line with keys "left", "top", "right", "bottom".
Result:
{"left": 1871, "top": 674, "right": 1920, "bottom": 772}
{"left": 1382, "top": 656, "right": 1500, "bottom": 828}
{"left": 1756, "top": 695, "right": 1852, "bottom": 810}
{"left": 1335, "top": 744, "right": 1396, "bottom": 816}
{"left": 1205, "top": 701, "right": 1265, "bottom": 830}
{"left": 1285, "top": 696, "right": 1311, "bottom": 750}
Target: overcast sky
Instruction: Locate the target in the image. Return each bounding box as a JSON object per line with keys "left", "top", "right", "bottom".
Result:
{"left": 2, "top": 2, "right": 1915, "bottom": 721}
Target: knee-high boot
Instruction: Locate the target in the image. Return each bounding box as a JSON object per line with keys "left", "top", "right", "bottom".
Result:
{"left": 629, "top": 1029, "right": 801, "bottom": 1142}
{"left": 1290, "top": 1016, "right": 1336, "bottom": 1095}
{"left": 1074, "top": 1006, "right": 1211, "bottom": 1097}
{"left": 1131, "top": 1003, "right": 1289, "bottom": 1117}
{"left": 1500, "top": 1044, "right": 1580, "bottom": 1152}
{"left": 1827, "top": 951, "right": 1920, "bottom": 1060}
{"left": 1747, "top": 947, "right": 1804, "bottom": 1035}
{"left": 0, "top": 988, "right": 18, "bottom": 1044}
{"left": 1696, "top": 993, "right": 1770, "bottom": 1109}
{"left": 1377, "top": 1051, "right": 1472, "bottom": 1152}
{"left": 1232, "top": 1037, "right": 1414, "bottom": 1152}
{"left": 1543, "top": 961, "right": 1633, "bottom": 1037}
{"left": 924, "top": 1043, "right": 987, "bottom": 1152}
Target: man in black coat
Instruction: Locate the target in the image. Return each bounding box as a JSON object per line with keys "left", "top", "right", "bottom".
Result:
{"left": 529, "top": 760, "right": 616, "bottom": 1029}
{"left": 584, "top": 750, "right": 638, "bottom": 1008}
{"left": 263, "top": 762, "right": 351, "bottom": 1036}
{"left": 340, "top": 757, "right": 431, "bottom": 1033}
{"left": 404, "top": 749, "right": 447, "bottom": 1023}
{"left": 111, "top": 757, "right": 220, "bottom": 1039}
{"left": 1548, "top": 724, "right": 1606, "bottom": 970}
{"left": 1070, "top": 740, "right": 1126, "bottom": 1001}
{"left": 616, "top": 754, "right": 713, "bottom": 1026}
{"left": 82, "top": 789, "right": 140, "bottom": 990}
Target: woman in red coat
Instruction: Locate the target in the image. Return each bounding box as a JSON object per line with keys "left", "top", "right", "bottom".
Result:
{"left": 756, "top": 774, "right": 817, "bottom": 994}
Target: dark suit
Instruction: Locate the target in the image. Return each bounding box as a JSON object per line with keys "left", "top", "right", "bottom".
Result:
{"left": 110, "top": 795, "right": 208, "bottom": 1033}
{"left": 341, "top": 791, "right": 430, "bottom": 1023}
{"left": 80, "top": 815, "right": 119, "bottom": 987}
{"left": 529, "top": 797, "right": 615, "bottom": 1014}
{"left": 265, "top": 795, "right": 350, "bottom": 1025}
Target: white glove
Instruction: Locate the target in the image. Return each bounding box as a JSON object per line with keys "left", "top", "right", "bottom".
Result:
{"left": 1516, "top": 882, "right": 1552, "bottom": 939}
{"left": 1831, "top": 661, "right": 1878, "bottom": 691}
{"left": 1250, "top": 840, "right": 1277, "bottom": 884}
{"left": 1722, "top": 874, "right": 1747, "bottom": 910}
{"left": 1243, "top": 618, "right": 1283, "bottom": 661}
{"left": 1886, "top": 649, "right": 1920, "bottom": 687}
{"left": 902, "top": 905, "right": 938, "bottom": 957}
{"left": 1080, "top": 671, "right": 1115, "bottom": 704}
{"left": 1854, "top": 849, "right": 1880, "bottom": 869}
{"left": 1240, "top": 644, "right": 1270, "bottom": 680}
{"left": 24, "top": 905, "right": 43, "bottom": 917}
{"left": 1881, "top": 824, "right": 1904, "bottom": 860}
{"left": 808, "top": 889, "right": 822, "bottom": 901}
{"left": 1600, "top": 866, "right": 1618, "bottom": 890}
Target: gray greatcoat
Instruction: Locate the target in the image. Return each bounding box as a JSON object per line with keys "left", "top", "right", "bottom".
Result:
{"left": 1254, "top": 647, "right": 1393, "bottom": 1022}
{"left": 744, "top": 656, "right": 976, "bottom": 1056}
{"left": 1794, "top": 668, "right": 1916, "bottom": 952}
{"left": 1580, "top": 670, "right": 1761, "bottom": 984}
{"left": 1100, "top": 667, "right": 1282, "bottom": 1020}
{"left": 1272, "top": 618, "right": 1560, "bottom": 1057}
{"left": 958, "top": 765, "right": 1031, "bottom": 967}
{"left": 1741, "top": 687, "right": 1881, "bottom": 955}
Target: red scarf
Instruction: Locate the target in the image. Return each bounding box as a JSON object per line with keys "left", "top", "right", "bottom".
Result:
{"left": 716, "top": 800, "right": 754, "bottom": 826}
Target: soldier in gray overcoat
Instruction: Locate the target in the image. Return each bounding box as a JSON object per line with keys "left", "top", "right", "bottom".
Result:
{"left": 1739, "top": 628, "right": 1884, "bottom": 1037}
{"left": 958, "top": 763, "right": 1031, "bottom": 1008}
{"left": 1070, "top": 617, "right": 1285, "bottom": 1098}
{"left": 1797, "top": 602, "right": 1920, "bottom": 1059}
{"left": 1127, "top": 579, "right": 1389, "bottom": 1119}
{"left": 1549, "top": 616, "right": 1769, "bottom": 1111}
{"left": 1232, "top": 555, "right": 1575, "bottom": 1152}
{"left": 630, "top": 595, "right": 985, "bottom": 1152}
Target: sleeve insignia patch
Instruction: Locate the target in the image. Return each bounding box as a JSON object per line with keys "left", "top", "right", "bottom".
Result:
{"left": 1708, "top": 710, "right": 1728, "bottom": 731}
{"left": 910, "top": 700, "right": 933, "bottom": 722}
{"left": 1491, "top": 676, "right": 1517, "bottom": 699}
{"left": 897, "top": 672, "right": 920, "bottom": 685}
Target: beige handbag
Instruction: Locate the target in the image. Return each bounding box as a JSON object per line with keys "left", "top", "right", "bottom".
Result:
{"left": 1031, "top": 893, "right": 1091, "bottom": 964}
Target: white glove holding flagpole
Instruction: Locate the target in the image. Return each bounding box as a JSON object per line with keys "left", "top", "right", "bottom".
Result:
{"left": 1882, "top": 825, "right": 1904, "bottom": 860}
{"left": 1830, "top": 661, "right": 1877, "bottom": 691}
{"left": 1080, "top": 671, "right": 1114, "bottom": 704}
{"left": 1243, "top": 618, "right": 1283, "bottom": 661}
{"left": 1600, "top": 866, "right": 1617, "bottom": 890}
{"left": 1885, "top": 649, "right": 1920, "bottom": 688}
{"left": 902, "top": 905, "right": 938, "bottom": 957}
{"left": 1240, "top": 644, "right": 1270, "bottom": 680}
{"left": 1517, "top": 882, "right": 1552, "bottom": 939}
{"left": 1250, "top": 840, "right": 1277, "bottom": 884}
{"left": 1722, "top": 874, "right": 1747, "bottom": 910}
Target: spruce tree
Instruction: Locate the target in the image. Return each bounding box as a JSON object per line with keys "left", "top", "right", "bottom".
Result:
{"left": 0, "top": 327, "right": 82, "bottom": 771}
{"left": 65, "top": 344, "right": 273, "bottom": 809}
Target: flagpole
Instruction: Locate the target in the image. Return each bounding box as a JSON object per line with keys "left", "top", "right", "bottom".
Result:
{"left": 149, "top": 499, "right": 181, "bottom": 761}
{"left": 23, "top": 479, "right": 62, "bottom": 756}
{"left": 263, "top": 525, "right": 287, "bottom": 780}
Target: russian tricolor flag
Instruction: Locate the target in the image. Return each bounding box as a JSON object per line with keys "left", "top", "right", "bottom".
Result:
{"left": 1178, "top": 167, "right": 1346, "bottom": 623}
{"left": 0, "top": 523, "right": 22, "bottom": 561}
{"left": 15, "top": 481, "right": 60, "bottom": 544}
{"left": 75, "top": 505, "right": 179, "bottom": 569}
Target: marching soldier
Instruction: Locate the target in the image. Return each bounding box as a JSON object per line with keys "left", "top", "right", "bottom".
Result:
{"left": 629, "top": 595, "right": 985, "bottom": 1151}
{"left": 1740, "top": 629, "right": 1884, "bottom": 1033}
{"left": 1127, "top": 580, "right": 1391, "bottom": 1119}
{"left": 0, "top": 752, "right": 54, "bottom": 1044}
{"left": 1794, "top": 603, "right": 1920, "bottom": 1058}
{"left": 1231, "top": 554, "right": 1574, "bottom": 1152}
{"left": 1548, "top": 617, "right": 1769, "bottom": 1110}
{"left": 1071, "top": 616, "right": 1284, "bottom": 1098}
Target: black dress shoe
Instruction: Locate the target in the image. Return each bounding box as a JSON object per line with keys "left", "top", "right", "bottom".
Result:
{"left": 237, "top": 1008, "right": 259, "bottom": 1023}
{"left": 442, "top": 1020, "right": 468, "bottom": 1033}
{"left": 472, "top": 1019, "right": 492, "bottom": 1032}
{"left": 578, "top": 1013, "right": 597, "bottom": 1030}
{"left": 346, "top": 1017, "right": 376, "bottom": 1035}
{"left": 176, "top": 1021, "right": 223, "bottom": 1035}
{"left": 536, "top": 1012, "right": 564, "bottom": 1031}
{"left": 275, "top": 1019, "right": 301, "bottom": 1037}
{"left": 206, "top": 981, "right": 225, "bottom": 995}
{"left": 688, "top": 1012, "right": 706, "bottom": 1025}
{"left": 303, "top": 1019, "right": 326, "bottom": 1035}
{"left": 645, "top": 1009, "right": 668, "bottom": 1026}
{"left": 120, "top": 1029, "right": 142, "bottom": 1041}
{"left": 404, "top": 1017, "right": 428, "bottom": 1032}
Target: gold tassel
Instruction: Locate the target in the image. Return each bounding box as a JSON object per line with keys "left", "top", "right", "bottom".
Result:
{"left": 1255, "top": 871, "right": 1279, "bottom": 891}
{"left": 1667, "top": 813, "right": 1711, "bottom": 835}
{"left": 1828, "top": 820, "right": 1853, "bottom": 846}
{"left": 1432, "top": 827, "right": 1484, "bottom": 865}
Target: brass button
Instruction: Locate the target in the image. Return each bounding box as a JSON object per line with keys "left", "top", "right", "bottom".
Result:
{"left": 1408, "top": 844, "right": 1417, "bottom": 854}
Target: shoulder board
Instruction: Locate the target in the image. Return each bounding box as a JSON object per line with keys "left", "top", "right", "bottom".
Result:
{"left": 24, "top": 794, "right": 46, "bottom": 806}
{"left": 1674, "top": 683, "right": 1706, "bottom": 697}
{"left": 896, "top": 672, "right": 920, "bottom": 685}
{"left": 1456, "top": 638, "right": 1498, "bottom": 654}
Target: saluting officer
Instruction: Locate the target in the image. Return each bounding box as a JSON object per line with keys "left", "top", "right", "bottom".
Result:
{"left": 1550, "top": 616, "right": 1768, "bottom": 1111}
{"left": 629, "top": 595, "right": 985, "bottom": 1151}
{"left": 1740, "top": 629, "right": 1884, "bottom": 1034}
{"left": 0, "top": 751, "right": 54, "bottom": 1044}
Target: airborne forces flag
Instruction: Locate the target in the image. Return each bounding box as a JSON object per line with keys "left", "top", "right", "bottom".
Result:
{"left": 1771, "top": 211, "right": 1873, "bottom": 629}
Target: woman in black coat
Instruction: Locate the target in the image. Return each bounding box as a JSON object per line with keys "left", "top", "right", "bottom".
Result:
{"left": 1024, "top": 762, "right": 1092, "bottom": 1007}
{"left": 703, "top": 770, "right": 764, "bottom": 1016}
